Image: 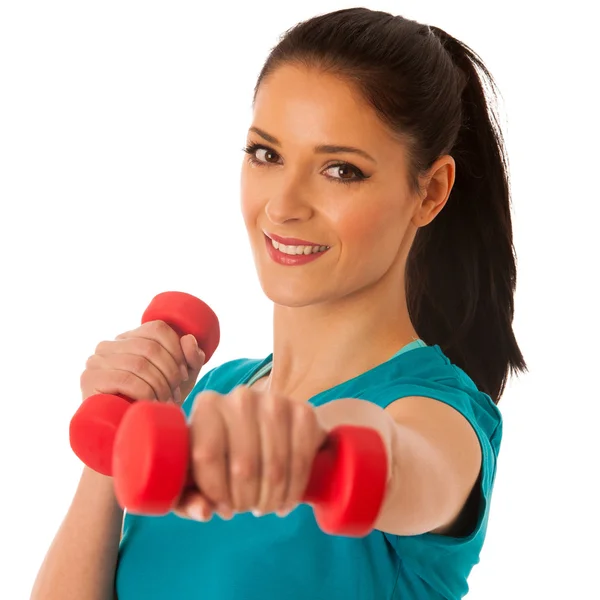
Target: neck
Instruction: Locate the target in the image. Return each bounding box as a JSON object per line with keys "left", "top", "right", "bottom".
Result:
{"left": 263, "top": 274, "right": 419, "bottom": 400}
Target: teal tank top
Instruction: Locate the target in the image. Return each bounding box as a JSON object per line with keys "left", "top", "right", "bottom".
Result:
{"left": 116, "top": 341, "right": 502, "bottom": 599}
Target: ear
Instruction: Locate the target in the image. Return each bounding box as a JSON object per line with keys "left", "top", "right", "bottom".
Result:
{"left": 411, "top": 155, "right": 456, "bottom": 227}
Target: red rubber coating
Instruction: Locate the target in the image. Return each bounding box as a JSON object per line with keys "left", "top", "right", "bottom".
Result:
{"left": 141, "top": 292, "right": 220, "bottom": 362}
{"left": 113, "top": 401, "right": 388, "bottom": 537}
{"left": 69, "top": 292, "right": 220, "bottom": 476}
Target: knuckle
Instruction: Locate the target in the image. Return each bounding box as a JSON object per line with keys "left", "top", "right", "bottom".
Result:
{"left": 263, "top": 394, "right": 286, "bottom": 419}
{"left": 293, "top": 402, "right": 316, "bottom": 427}
{"left": 119, "top": 371, "right": 153, "bottom": 400}
{"left": 158, "top": 385, "right": 174, "bottom": 402}
{"left": 79, "top": 370, "right": 92, "bottom": 390}
{"left": 230, "top": 387, "right": 253, "bottom": 411}
{"left": 115, "top": 369, "right": 137, "bottom": 389}
{"left": 191, "top": 443, "right": 221, "bottom": 467}
{"left": 83, "top": 353, "right": 99, "bottom": 370}
{"left": 231, "top": 384, "right": 251, "bottom": 399}
{"left": 130, "top": 354, "right": 150, "bottom": 375}
{"left": 192, "top": 391, "right": 220, "bottom": 409}
{"left": 290, "top": 452, "right": 310, "bottom": 481}
{"left": 147, "top": 319, "right": 172, "bottom": 337}
{"left": 93, "top": 340, "right": 110, "bottom": 354}
{"left": 293, "top": 401, "right": 312, "bottom": 419}
{"left": 231, "top": 456, "right": 258, "bottom": 481}
{"left": 229, "top": 388, "right": 246, "bottom": 408}
{"left": 141, "top": 338, "right": 162, "bottom": 360}
{"left": 263, "top": 459, "right": 286, "bottom": 487}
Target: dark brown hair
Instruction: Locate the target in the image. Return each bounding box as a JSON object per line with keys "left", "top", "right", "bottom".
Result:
{"left": 252, "top": 8, "right": 526, "bottom": 403}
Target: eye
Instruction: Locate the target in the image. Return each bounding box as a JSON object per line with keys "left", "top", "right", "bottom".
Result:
{"left": 243, "top": 143, "right": 280, "bottom": 165}
{"left": 323, "top": 163, "right": 366, "bottom": 184}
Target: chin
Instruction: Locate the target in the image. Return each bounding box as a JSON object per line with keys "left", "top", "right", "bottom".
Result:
{"left": 258, "top": 278, "right": 328, "bottom": 308}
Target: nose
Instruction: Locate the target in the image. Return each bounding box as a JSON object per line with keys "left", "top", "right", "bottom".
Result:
{"left": 264, "top": 179, "right": 314, "bottom": 225}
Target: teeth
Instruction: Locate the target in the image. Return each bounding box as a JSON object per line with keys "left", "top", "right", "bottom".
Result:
{"left": 271, "top": 238, "right": 328, "bottom": 255}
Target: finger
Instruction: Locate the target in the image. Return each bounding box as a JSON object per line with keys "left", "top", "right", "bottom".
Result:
{"left": 280, "top": 403, "right": 328, "bottom": 515}
{"left": 180, "top": 334, "right": 206, "bottom": 375}
{"left": 189, "top": 391, "right": 232, "bottom": 512}
{"left": 173, "top": 489, "right": 215, "bottom": 522}
{"left": 95, "top": 335, "right": 182, "bottom": 391}
{"left": 95, "top": 326, "right": 187, "bottom": 391}
{"left": 83, "top": 352, "right": 174, "bottom": 402}
{"left": 254, "top": 393, "right": 291, "bottom": 516}
{"left": 115, "top": 320, "right": 189, "bottom": 381}
{"left": 224, "top": 386, "right": 261, "bottom": 514}
{"left": 179, "top": 335, "right": 206, "bottom": 403}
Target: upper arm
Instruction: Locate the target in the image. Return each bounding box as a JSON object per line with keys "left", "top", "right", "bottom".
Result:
{"left": 382, "top": 395, "right": 482, "bottom": 534}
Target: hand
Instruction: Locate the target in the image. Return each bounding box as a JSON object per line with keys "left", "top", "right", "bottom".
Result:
{"left": 80, "top": 320, "right": 206, "bottom": 406}
{"left": 173, "top": 386, "right": 328, "bottom": 521}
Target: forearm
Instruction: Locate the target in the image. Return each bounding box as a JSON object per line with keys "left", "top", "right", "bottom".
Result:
{"left": 31, "top": 467, "right": 123, "bottom": 600}
{"left": 315, "top": 398, "right": 460, "bottom": 536}
{"left": 374, "top": 419, "right": 449, "bottom": 535}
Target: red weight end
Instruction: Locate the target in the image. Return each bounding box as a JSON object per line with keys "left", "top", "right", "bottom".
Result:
{"left": 113, "top": 401, "right": 190, "bottom": 516}
{"left": 69, "top": 394, "right": 132, "bottom": 476}
{"left": 305, "top": 426, "right": 388, "bottom": 537}
{"left": 141, "top": 292, "right": 220, "bottom": 363}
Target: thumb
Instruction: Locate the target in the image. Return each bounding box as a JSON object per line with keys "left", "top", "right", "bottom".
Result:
{"left": 180, "top": 333, "right": 206, "bottom": 380}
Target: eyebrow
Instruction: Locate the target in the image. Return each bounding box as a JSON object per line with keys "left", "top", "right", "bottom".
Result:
{"left": 249, "top": 126, "right": 377, "bottom": 165}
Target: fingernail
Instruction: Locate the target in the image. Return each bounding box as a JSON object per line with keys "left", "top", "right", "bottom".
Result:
{"left": 276, "top": 506, "right": 294, "bottom": 518}
{"left": 174, "top": 388, "right": 182, "bottom": 404}
{"left": 190, "top": 506, "right": 209, "bottom": 522}
{"left": 217, "top": 504, "right": 233, "bottom": 519}
{"left": 251, "top": 509, "right": 263, "bottom": 518}
{"left": 180, "top": 365, "right": 189, "bottom": 381}
{"left": 189, "top": 335, "right": 204, "bottom": 360}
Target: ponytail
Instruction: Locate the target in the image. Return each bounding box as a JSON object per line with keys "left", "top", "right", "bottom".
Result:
{"left": 406, "top": 26, "right": 527, "bottom": 402}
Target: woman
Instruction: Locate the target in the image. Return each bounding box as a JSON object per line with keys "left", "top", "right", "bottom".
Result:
{"left": 31, "top": 7, "right": 526, "bottom": 600}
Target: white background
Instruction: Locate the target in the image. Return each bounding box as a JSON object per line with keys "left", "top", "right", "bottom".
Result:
{"left": 1, "top": 1, "right": 598, "bottom": 598}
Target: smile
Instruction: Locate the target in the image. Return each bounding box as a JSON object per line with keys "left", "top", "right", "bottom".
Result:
{"left": 269, "top": 237, "right": 329, "bottom": 255}
{"left": 264, "top": 234, "right": 330, "bottom": 266}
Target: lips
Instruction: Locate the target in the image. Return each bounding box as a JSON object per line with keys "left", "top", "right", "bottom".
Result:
{"left": 265, "top": 231, "right": 326, "bottom": 247}
{"left": 264, "top": 233, "right": 329, "bottom": 266}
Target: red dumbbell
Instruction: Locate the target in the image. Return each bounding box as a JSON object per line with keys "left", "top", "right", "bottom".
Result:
{"left": 112, "top": 401, "right": 389, "bottom": 537}
{"left": 69, "top": 291, "right": 220, "bottom": 477}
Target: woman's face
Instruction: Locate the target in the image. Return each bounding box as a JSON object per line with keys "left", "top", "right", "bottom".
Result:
{"left": 240, "top": 64, "right": 430, "bottom": 308}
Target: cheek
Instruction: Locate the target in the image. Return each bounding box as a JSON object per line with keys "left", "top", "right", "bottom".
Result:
{"left": 337, "top": 201, "right": 403, "bottom": 250}
{"left": 339, "top": 211, "right": 380, "bottom": 245}
{"left": 240, "top": 166, "right": 260, "bottom": 225}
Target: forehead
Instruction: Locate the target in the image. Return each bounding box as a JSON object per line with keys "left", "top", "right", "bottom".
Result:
{"left": 252, "top": 64, "right": 397, "bottom": 148}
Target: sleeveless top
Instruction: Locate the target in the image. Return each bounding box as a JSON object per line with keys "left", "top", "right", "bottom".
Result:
{"left": 116, "top": 340, "right": 502, "bottom": 599}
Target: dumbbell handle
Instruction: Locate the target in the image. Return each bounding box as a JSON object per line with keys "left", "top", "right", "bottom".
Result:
{"left": 174, "top": 430, "right": 343, "bottom": 501}
{"left": 113, "top": 401, "right": 388, "bottom": 536}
